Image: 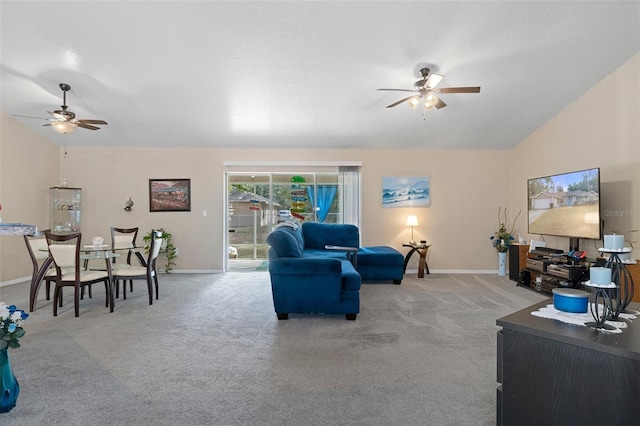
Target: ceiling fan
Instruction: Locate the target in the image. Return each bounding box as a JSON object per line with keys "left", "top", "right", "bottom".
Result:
{"left": 13, "top": 83, "right": 108, "bottom": 133}
{"left": 377, "top": 67, "right": 480, "bottom": 112}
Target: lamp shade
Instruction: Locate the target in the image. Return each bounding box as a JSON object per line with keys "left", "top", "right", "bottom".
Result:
{"left": 52, "top": 121, "right": 75, "bottom": 134}
{"left": 406, "top": 215, "right": 418, "bottom": 227}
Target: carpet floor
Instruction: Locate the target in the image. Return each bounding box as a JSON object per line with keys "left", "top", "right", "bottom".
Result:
{"left": 0, "top": 272, "right": 546, "bottom": 425}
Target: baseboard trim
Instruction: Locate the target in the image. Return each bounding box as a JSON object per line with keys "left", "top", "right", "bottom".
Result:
{"left": 0, "top": 276, "right": 31, "bottom": 288}
{"left": 405, "top": 269, "right": 497, "bottom": 275}
{"left": 2, "top": 269, "right": 499, "bottom": 287}
{"left": 0, "top": 270, "right": 224, "bottom": 287}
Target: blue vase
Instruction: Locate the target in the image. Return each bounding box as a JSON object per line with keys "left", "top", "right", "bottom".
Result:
{"left": 0, "top": 348, "right": 19, "bottom": 413}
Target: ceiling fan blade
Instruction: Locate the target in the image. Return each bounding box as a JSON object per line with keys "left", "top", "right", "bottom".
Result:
{"left": 377, "top": 88, "right": 415, "bottom": 92}
{"left": 76, "top": 122, "right": 101, "bottom": 130}
{"left": 12, "top": 114, "right": 49, "bottom": 120}
{"left": 385, "top": 95, "right": 418, "bottom": 108}
{"left": 48, "top": 110, "right": 69, "bottom": 120}
{"left": 77, "top": 119, "right": 108, "bottom": 125}
{"left": 425, "top": 74, "right": 444, "bottom": 89}
{"left": 434, "top": 96, "right": 447, "bottom": 109}
{"left": 424, "top": 94, "right": 447, "bottom": 110}
{"left": 436, "top": 87, "right": 481, "bottom": 94}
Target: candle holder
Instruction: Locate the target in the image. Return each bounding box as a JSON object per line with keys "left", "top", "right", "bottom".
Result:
{"left": 584, "top": 280, "right": 616, "bottom": 331}
{"left": 599, "top": 248, "right": 635, "bottom": 319}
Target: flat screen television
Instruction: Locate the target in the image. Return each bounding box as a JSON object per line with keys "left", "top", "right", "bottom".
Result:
{"left": 527, "top": 167, "right": 601, "bottom": 250}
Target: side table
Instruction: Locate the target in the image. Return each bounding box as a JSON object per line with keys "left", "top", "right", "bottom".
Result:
{"left": 402, "top": 243, "right": 432, "bottom": 278}
{"left": 325, "top": 245, "right": 358, "bottom": 267}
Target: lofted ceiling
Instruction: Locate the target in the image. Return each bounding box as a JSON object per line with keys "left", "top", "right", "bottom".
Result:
{"left": 1, "top": 1, "right": 638, "bottom": 150}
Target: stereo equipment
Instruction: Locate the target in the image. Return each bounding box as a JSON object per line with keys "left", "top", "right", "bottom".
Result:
{"left": 526, "top": 258, "right": 551, "bottom": 272}
{"left": 534, "top": 247, "right": 564, "bottom": 254}
{"left": 531, "top": 247, "right": 564, "bottom": 257}
{"left": 547, "top": 264, "right": 587, "bottom": 281}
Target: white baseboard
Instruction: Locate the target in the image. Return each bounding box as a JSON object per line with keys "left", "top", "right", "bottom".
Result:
{"left": 1, "top": 269, "right": 499, "bottom": 287}
{"left": 405, "top": 268, "right": 497, "bottom": 275}
{"left": 0, "top": 270, "right": 224, "bottom": 287}
{"left": 0, "top": 276, "right": 31, "bottom": 288}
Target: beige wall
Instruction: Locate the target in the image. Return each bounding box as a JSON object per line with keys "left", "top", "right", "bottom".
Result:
{"left": 0, "top": 129, "right": 512, "bottom": 282}
{"left": 512, "top": 54, "right": 640, "bottom": 259}
{"left": 1, "top": 53, "right": 638, "bottom": 284}
{"left": 51, "top": 146, "right": 511, "bottom": 276}
{"left": 1, "top": 112, "right": 60, "bottom": 284}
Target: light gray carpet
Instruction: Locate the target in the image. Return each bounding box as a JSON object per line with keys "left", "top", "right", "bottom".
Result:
{"left": 0, "top": 272, "right": 546, "bottom": 425}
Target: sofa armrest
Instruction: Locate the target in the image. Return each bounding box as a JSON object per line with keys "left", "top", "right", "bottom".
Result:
{"left": 268, "top": 258, "right": 344, "bottom": 312}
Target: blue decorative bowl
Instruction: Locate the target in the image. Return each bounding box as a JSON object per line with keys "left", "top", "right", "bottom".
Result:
{"left": 552, "top": 288, "right": 589, "bottom": 313}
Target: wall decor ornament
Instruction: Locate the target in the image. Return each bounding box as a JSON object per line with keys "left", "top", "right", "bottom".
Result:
{"left": 124, "top": 197, "right": 134, "bottom": 211}
{"left": 149, "top": 179, "right": 191, "bottom": 212}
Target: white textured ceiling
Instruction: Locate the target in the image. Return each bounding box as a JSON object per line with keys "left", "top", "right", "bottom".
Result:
{"left": 1, "top": 1, "right": 639, "bottom": 150}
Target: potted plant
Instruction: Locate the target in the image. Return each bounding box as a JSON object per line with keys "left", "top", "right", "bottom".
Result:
{"left": 143, "top": 228, "right": 177, "bottom": 273}
{"left": 490, "top": 207, "right": 521, "bottom": 276}
{"left": 1, "top": 302, "right": 28, "bottom": 413}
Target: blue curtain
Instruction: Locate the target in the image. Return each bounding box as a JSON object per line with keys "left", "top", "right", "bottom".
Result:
{"left": 307, "top": 185, "right": 337, "bottom": 223}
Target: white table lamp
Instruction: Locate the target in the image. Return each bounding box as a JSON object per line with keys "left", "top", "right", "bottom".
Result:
{"left": 406, "top": 215, "right": 419, "bottom": 244}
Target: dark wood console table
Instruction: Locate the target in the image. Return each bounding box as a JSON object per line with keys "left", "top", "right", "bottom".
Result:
{"left": 496, "top": 300, "right": 640, "bottom": 425}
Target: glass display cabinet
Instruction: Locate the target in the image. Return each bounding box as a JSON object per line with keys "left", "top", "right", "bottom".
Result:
{"left": 50, "top": 186, "right": 82, "bottom": 234}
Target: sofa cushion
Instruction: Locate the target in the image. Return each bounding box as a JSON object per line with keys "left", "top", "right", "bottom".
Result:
{"left": 302, "top": 248, "right": 348, "bottom": 259}
{"left": 355, "top": 246, "right": 404, "bottom": 282}
{"left": 357, "top": 246, "right": 404, "bottom": 266}
{"left": 302, "top": 222, "right": 359, "bottom": 250}
{"left": 276, "top": 221, "right": 304, "bottom": 248}
{"left": 266, "top": 226, "right": 303, "bottom": 258}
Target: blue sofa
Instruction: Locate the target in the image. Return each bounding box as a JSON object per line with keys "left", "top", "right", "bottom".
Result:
{"left": 266, "top": 222, "right": 404, "bottom": 320}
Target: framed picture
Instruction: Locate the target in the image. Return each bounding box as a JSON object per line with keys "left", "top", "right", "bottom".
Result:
{"left": 382, "top": 176, "right": 430, "bottom": 208}
{"left": 149, "top": 179, "right": 191, "bottom": 212}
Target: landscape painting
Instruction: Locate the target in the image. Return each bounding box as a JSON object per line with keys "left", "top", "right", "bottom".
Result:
{"left": 382, "top": 176, "right": 430, "bottom": 208}
{"left": 149, "top": 179, "right": 191, "bottom": 212}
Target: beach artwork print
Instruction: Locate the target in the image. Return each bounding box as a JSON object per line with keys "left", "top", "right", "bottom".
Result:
{"left": 382, "top": 176, "right": 430, "bottom": 208}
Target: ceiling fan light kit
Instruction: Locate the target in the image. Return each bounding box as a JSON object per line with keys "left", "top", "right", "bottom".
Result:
{"left": 51, "top": 121, "right": 75, "bottom": 134}
{"left": 13, "top": 83, "right": 108, "bottom": 133}
{"left": 377, "top": 66, "right": 480, "bottom": 117}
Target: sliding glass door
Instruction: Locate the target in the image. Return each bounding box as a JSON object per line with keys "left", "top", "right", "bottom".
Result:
{"left": 228, "top": 174, "right": 272, "bottom": 264}
{"left": 225, "top": 167, "right": 360, "bottom": 271}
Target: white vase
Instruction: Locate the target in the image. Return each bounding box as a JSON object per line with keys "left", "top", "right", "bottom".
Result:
{"left": 498, "top": 252, "right": 507, "bottom": 276}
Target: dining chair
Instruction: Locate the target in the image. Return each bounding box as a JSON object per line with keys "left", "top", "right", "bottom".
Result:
{"left": 112, "top": 229, "right": 163, "bottom": 305}
{"left": 23, "top": 230, "right": 59, "bottom": 311}
{"left": 110, "top": 226, "right": 147, "bottom": 297}
{"left": 45, "top": 231, "right": 111, "bottom": 317}
{"left": 111, "top": 226, "right": 146, "bottom": 267}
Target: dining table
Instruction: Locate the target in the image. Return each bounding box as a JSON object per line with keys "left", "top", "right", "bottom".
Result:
{"left": 81, "top": 245, "right": 120, "bottom": 312}
{"left": 31, "top": 243, "right": 130, "bottom": 313}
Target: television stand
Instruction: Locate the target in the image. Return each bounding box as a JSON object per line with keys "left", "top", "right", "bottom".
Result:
{"left": 569, "top": 237, "right": 581, "bottom": 252}
{"left": 519, "top": 249, "right": 590, "bottom": 295}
